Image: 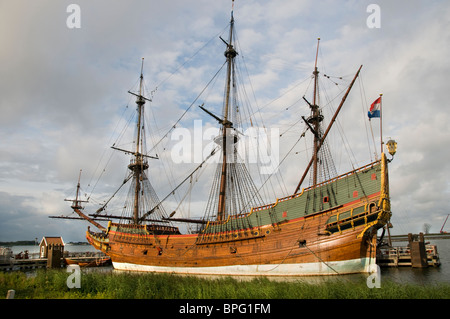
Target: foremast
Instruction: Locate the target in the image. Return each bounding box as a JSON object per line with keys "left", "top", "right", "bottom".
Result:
{"left": 57, "top": 59, "right": 162, "bottom": 230}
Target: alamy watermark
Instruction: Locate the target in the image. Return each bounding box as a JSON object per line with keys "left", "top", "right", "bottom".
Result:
{"left": 170, "top": 120, "right": 280, "bottom": 175}
{"left": 366, "top": 4, "right": 381, "bottom": 29}
{"left": 366, "top": 264, "right": 381, "bottom": 288}
{"left": 67, "top": 264, "right": 81, "bottom": 288}
{"left": 66, "top": 4, "right": 81, "bottom": 29}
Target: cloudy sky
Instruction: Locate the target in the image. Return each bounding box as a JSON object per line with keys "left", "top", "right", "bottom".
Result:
{"left": 1, "top": 0, "right": 449, "bottom": 242}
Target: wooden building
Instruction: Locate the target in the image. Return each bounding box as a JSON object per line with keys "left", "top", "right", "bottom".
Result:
{"left": 39, "top": 236, "right": 64, "bottom": 258}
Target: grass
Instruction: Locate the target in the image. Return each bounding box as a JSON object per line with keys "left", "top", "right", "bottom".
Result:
{"left": 1, "top": 269, "right": 449, "bottom": 299}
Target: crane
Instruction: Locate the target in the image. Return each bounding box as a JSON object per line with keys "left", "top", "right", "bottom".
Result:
{"left": 440, "top": 214, "right": 450, "bottom": 234}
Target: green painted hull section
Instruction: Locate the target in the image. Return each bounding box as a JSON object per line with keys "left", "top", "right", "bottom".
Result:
{"left": 202, "top": 161, "right": 381, "bottom": 234}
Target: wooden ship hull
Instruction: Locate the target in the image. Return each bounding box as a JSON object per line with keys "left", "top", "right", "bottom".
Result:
{"left": 85, "top": 155, "right": 391, "bottom": 276}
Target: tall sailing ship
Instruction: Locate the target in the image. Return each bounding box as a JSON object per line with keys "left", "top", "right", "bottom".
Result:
{"left": 52, "top": 5, "right": 395, "bottom": 275}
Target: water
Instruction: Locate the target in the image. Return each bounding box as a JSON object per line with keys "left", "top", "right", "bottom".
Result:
{"left": 8, "top": 240, "right": 450, "bottom": 285}
{"left": 10, "top": 244, "right": 98, "bottom": 257}
{"left": 379, "top": 239, "right": 450, "bottom": 285}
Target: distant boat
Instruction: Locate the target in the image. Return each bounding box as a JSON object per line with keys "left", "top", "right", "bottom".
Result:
{"left": 52, "top": 3, "right": 394, "bottom": 276}
{"left": 64, "top": 256, "right": 111, "bottom": 267}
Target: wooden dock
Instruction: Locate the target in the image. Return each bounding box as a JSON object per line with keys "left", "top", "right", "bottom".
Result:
{"left": 0, "top": 258, "right": 49, "bottom": 271}
{"left": 384, "top": 232, "right": 450, "bottom": 242}
{"left": 0, "top": 251, "right": 109, "bottom": 272}
{"left": 377, "top": 245, "right": 441, "bottom": 267}
{"left": 377, "top": 232, "right": 441, "bottom": 268}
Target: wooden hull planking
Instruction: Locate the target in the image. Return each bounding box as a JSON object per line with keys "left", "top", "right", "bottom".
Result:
{"left": 85, "top": 156, "right": 391, "bottom": 276}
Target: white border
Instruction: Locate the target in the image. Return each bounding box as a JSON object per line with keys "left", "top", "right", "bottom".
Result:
{"left": 112, "top": 257, "right": 375, "bottom": 276}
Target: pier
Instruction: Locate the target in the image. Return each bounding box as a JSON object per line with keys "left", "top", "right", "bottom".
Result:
{"left": 384, "top": 232, "right": 450, "bottom": 242}
{"left": 377, "top": 244, "right": 441, "bottom": 267}
{"left": 0, "top": 250, "right": 109, "bottom": 272}
{"left": 0, "top": 258, "right": 48, "bottom": 271}
{"left": 377, "top": 232, "right": 441, "bottom": 268}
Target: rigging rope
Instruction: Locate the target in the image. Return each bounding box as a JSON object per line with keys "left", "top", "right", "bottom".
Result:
{"left": 147, "top": 61, "right": 227, "bottom": 154}
{"left": 358, "top": 75, "right": 376, "bottom": 161}
{"left": 153, "top": 25, "right": 229, "bottom": 91}
{"left": 239, "top": 127, "right": 307, "bottom": 214}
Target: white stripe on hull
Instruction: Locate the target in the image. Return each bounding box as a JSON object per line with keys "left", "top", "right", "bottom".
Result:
{"left": 112, "top": 258, "right": 375, "bottom": 276}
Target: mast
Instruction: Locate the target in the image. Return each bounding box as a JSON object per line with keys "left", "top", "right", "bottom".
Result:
{"left": 129, "top": 58, "right": 150, "bottom": 224}
{"left": 295, "top": 65, "right": 363, "bottom": 194}
{"left": 54, "top": 59, "right": 165, "bottom": 230}
{"left": 311, "top": 38, "right": 322, "bottom": 186}
{"left": 217, "top": 8, "right": 237, "bottom": 221}
{"left": 379, "top": 93, "right": 383, "bottom": 156}
{"left": 60, "top": 169, "right": 106, "bottom": 231}
{"left": 64, "top": 169, "right": 87, "bottom": 210}
{"left": 199, "top": 1, "right": 263, "bottom": 224}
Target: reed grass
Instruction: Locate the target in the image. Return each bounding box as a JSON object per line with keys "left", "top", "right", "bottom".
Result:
{"left": 1, "top": 269, "right": 449, "bottom": 299}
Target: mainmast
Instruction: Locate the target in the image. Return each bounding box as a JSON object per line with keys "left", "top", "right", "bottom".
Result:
{"left": 129, "top": 58, "right": 150, "bottom": 224}
{"left": 200, "top": 1, "right": 263, "bottom": 224}
{"left": 217, "top": 9, "right": 237, "bottom": 221}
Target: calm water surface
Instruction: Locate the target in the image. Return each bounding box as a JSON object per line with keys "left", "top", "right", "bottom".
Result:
{"left": 11, "top": 244, "right": 98, "bottom": 255}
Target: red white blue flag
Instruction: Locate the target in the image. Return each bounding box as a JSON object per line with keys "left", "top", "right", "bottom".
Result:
{"left": 368, "top": 97, "right": 381, "bottom": 119}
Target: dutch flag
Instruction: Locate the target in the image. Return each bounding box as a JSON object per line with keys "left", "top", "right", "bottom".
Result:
{"left": 368, "top": 97, "right": 381, "bottom": 119}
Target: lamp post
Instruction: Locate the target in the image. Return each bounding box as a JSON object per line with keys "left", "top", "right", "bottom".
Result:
{"left": 386, "top": 139, "right": 397, "bottom": 162}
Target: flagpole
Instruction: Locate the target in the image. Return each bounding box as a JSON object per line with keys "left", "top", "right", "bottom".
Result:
{"left": 369, "top": 118, "right": 378, "bottom": 161}
{"left": 379, "top": 93, "right": 383, "bottom": 155}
